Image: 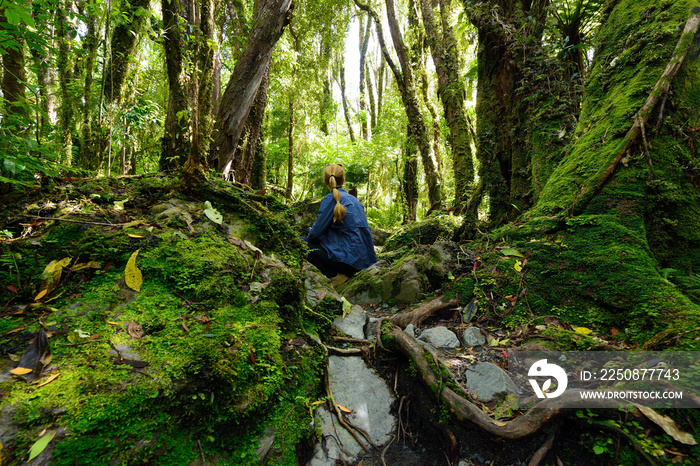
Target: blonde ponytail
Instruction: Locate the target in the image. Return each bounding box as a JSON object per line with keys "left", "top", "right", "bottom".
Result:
{"left": 324, "top": 164, "right": 347, "bottom": 223}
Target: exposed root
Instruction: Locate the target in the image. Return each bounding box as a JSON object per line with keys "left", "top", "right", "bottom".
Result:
{"left": 386, "top": 326, "right": 622, "bottom": 439}
{"left": 527, "top": 429, "right": 557, "bottom": 466}
{"left": 386, "top": 295, "right": 460, "bottom": 328}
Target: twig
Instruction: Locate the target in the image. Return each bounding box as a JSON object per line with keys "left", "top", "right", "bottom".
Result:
{"left": 27, "top": 216, "right": 127, "bottom": 227}
{"left": 639, "top": 115, "right": 655, "bottom": 178}
{"left": 198, "top": 439, "right": 206, "bottom": 465}
{"left": 528, "top": 429, "right": 557, "bottom": 466}
{"left": 380, "top": 434, "right": 395, "bottom": 466}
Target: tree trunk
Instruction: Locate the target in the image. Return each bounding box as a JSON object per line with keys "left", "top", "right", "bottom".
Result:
{"left": 338, "top": 56, "right": 356, "bottom": 143}
{"left": 356, "top": 0, "right": 442, "bottom": 210}
{"left": 462, "top": 0, "right": 548, "bottom": 224}
{"left": 358, "top": 14, "right": 371, "bottom": 140}
{"left": 366, "top": 63, "right": 376, "bottom": 133}
{"left": 235, "top": 63, "right": 270, "bottom": 185}
{"left": 1, "top": 16, "right": 28, "bottom": 129}
{"left": 514, "top": 0, "right": 700, "bottom": 344}
{"left": 376, "top": 54, "right": 385, "bottom": 119}
{"left": 103, "top": 0, "right": 150, "bottom": 104}
{"left": 285, "top": 99, "right": 294, "bottom": 200}
{"left": 250, "top": 131, "right": 267, "bottom": 190}
{"left": 160, "top": 0, "right": 192, "bottom": 171}
{"left": 56, "top": 0, "right": 74, "bottom": 164}
{"left": 420, "top": 0, "right": 475, "bottom": 214}
{"left": 213, "top": 0, "right": 292, "bottom": 177}
{"left": 184, "top": 0, "right": 217, "bottom": 186}
{"left": 79, "top": 5, "right": 99, "bottom": 169}
{"left": 403, "top": 127, "right": 419, "bottom": 222}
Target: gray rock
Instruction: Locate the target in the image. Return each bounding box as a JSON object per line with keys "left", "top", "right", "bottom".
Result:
{"left": 0, "top": 404, "right": 19, "bottom": 447}
{"left": 418, "top": 327, "right": 460, "bottom": 348}
{"left": 404, "top": 324, "right": 415, "bottom": 338}
{"left": 462, "top": 327, "right": 486, "bottom": 347}
{"left": 302, "top": 264, "right": 340, "bottom": 309}
{"left": 108, "top": 344, "right": 142, "bottom": 361}
{"left": 308, "top": 356, "right": 396, "bottom": 465}
{"left": 256, "top": 427, "right": 277, "bottom": 461}
{"left": 333, "top": 305, "right": 366, "bottom": 339}
{"left": 464, "top": 362, "right": 518, "bottom": 403}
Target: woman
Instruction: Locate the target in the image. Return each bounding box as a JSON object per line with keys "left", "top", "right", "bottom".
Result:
{"left": 304, "top": 164, "right": 376, "bottom": 287}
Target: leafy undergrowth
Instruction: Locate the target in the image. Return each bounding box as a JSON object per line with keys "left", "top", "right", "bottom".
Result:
{"left": 0, "top": 176, "right": 335, "bottom": 465}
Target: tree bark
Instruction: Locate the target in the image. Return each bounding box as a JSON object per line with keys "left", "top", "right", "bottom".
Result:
{"left": 103, "top": 0, "right": 150, "bottom": 104}
{"left": 235, "top": 63, "right": 270, "bottom": 185}
{"left": 338, "top": 56, "right": 356, "bottom": 143}
{"left": 285, "top": 99, "right": 294, "bottom": 200}
{"left": 184, "top": 0, "right": 218, "bottom": 186}
{"left": 420, "top": 0, "right": 475, "bottom": 215}
{"left": 358, "top": 14, "right": 371, "bottom": 140}
{"left": 366, "top": 63, "right": 376, "bottom": 133}
{"left": 79, "top": 4, "right": 99, "bottom": 169}
{"left": 160, "top": 0, "right": 192, "bottom": 171}
{"left": 462, "top": 0, "right": 548, "bottom": 224}
{"left": 56, "top": 0, "right": 74, "bottom": 164}
{"left": 212, "top": 0, "right": 292, "bottom": 177}
{"left": 403, "top": 127, "right": 419, "bottom": 222}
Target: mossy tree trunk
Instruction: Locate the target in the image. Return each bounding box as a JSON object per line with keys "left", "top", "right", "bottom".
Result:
{"left": 420, "top": 0, "right": 474, "bottom": 215}
{"left": 78, "top": 3, "right": 100, "bottom": 169}
{"left": 183, "top": 0, "right": 218, "bottom": 187}
{"left": 56, "top": 0, "right": 74, "bottom": 164}
{"left": 403, "top": 127, "right": 419, "bottom": 222}
{"left": 515, "top": 0, "right": 700, "bottom": 343}
{"left": 358, "top": 14, "right": 371, "bottom": 140}
{"left": 338, "top": 54, "right": 356, "bottom": 143}
{"left": 160, "top": 0, "right": 192, "bottom": 171}
{"left": 462, "top": 0, "right": 548, "bottom": 224}
{"left": 103, "top": 0, "right": 150, "bottom": 104}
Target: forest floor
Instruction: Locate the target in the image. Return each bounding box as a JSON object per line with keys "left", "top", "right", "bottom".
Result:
{"left": 0, "top": 175, "right": 699, "bottom": 465}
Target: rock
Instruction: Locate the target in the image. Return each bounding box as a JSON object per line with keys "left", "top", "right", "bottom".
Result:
{"left": 418, "top": 327, "right": 460, "bottom": 348}
{"left": 462, "top": 327, "right": 486, "bottom": 347}
{"left": 464, "top": 362, "right": 519, "bottom": 404}
{"left": 404, "top": 324, "right": 415, "bottom": 338}
{"left": 369, "top": 227, "right": 390, "bottom": 246}
{"left": 308, "top": 356, "right": 396, "bottom": 465}
{"left": 302, "top": 264, "right": 340, "bottom": 309}
{"left": 333, "top": 304, "right": 366, "bottom": 339}
{"left": 256, "top": 427, "right": 277, "bottom": 461}
{"left": 342, "top": 257, "right": 426, "bottom": 306}
{"left": 108, "top": 344, "right": 143, "bottom": 361}
{"left": 0, "top": 405, "right": 19, "bottom": 448}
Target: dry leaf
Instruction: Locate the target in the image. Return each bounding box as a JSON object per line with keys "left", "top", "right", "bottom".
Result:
{"left": 107, "top": 320, "right": 120, "bottom": 325}
{"left": 635, "top": 404, "right": 698, "bottom": 445}
{"left": 336, "top": 404, "right": 353, "bottom": 413}
{"left": 127, "top": 233, "right": 144, "bottom": 238}
{"left": 125, "top": 249, "right": 143, "bottom": 292}
{"left": 36, "top": 372, "right": 60, "bottom": 387}
{"left": 35, "top": 289, "right": 48, "bottom": 301}
{"left": 182, "top": 321, "right": 190, "bottom": 332}
{"left": 10, "top": 367, "right": 33, "bottom": 375}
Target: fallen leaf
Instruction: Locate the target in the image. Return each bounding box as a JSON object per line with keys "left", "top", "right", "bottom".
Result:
{"left": 500, "top": 248, "right": 524, "bottom": 258}
{"left": 15, "top": 328, "right": 50, "bottom": 381}
{"left": 35, "top": 289, "right": 48, "bottom": 301}
{"left": 6, "top": 284, "right": 18, "bottom": 293}
{"left": 124, "top": 249, "right": 143, "bottom": 292}
{"left": 107, "top": 320, "right": 120, "bottom": 325}
{"left": 610, "top": 327, "right": 619, "bottom": 336}
{"left": 249, "top": 349, "right": 256, "bottom": 365}
{"left": 514, "top": 260, "right": 523, "bottom": 272}
{"left": 8, "top": 353, "right": 20, "bottom": 361}
{"left": 635, "top": 404, "right": 698, "bottom": 445}
{"left": 203, "top": 201, "right": 223, "bottom": 225}
{"left": 182, "top": 321, "right": 190, "bottom": 332}
{"left": 341, "top": 297, "right": 352, "bottom": 318}
{"left": 28, "top": 430, "right": 57, "bottom": 462}
{"left": 127, "top": 233, "right": 144, "bottom": 238}
{"left": 36, "top": 372, "right": 60, "bottom": 387}
{"left": 574, "top": 327, "right": 593, "bottom": 335}
{"left": 6, "top": 326, "right": 25, "bottom": 335}
{"left": 336, "top": 404, "right": 353, "bottom": 413}
{"left": 10, "top": 367, "right": 33, "bottom": 375}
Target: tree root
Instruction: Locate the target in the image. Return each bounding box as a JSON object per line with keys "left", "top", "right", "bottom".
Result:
{"left": 385, "top": 326, "right": 621, "bottom": 439}
{"left": 386, "top": 295, "right": 460, "bottom": 328}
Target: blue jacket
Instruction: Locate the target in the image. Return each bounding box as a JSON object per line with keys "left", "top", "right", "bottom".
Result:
{"left": 307, "top": 188, "right": 377, "bottom": 271}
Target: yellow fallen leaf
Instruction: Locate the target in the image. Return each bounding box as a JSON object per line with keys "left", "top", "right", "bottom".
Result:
{"left": 127, "top": 233, "right": 144, "bottom": 238}
{"left": 336, "top": 404, "right": 353, "bottom": 413}
{"left": 107, "top": 320, "right": 120, "bottom": 325}
{"left": 35, "top": 289, "right": 48, "bottom": 301}
{"left": 10, "top": 367, "right": 33, "bottom": 375}
{"left": 125, "top": 249, "right": 143, "bottom": 292}
{"left": 492, "top": 420, "right": 507, "bottom": 427}
{"left": 87, "top": 261, "right": 101, "bottom": 269}
{"left": 36, "top": 372, "right": 60, "bottom": 387}
{"left": 574, "top": 327, "right": 593, "bottom": 335}
{"left": 514, "top": 260, "right": 523, "bottom": 272}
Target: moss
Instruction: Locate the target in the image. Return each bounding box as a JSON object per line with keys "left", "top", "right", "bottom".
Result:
{"left": 383, "top": 215, "right": 460, "bottom": 252}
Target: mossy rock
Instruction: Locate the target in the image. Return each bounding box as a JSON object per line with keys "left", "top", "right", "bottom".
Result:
{"left": 383, "top": 215, "right": 460, "bottom": 253}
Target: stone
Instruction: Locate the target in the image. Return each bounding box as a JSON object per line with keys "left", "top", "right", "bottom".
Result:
{"left": 464, "top": 362, "right": 519, "bottom": 404}
{"left": 404, "top": 324, "right": 415, "bottom": 338}
{"left": 256, "top": 427, "right": 277, "bottom": 461}
{"left": 462, "top": 327, "right": 486, "bottom": 347}
{"left": 308, "top": 356, "right": 396, "bottom": 465}
{"left": 333, "top": 304, "right": 367, "bottom": 339}
{"left": 302, "top": 264, "right": 340, "bottom": 309}
{"left": 418, "top": 327, "right": 460, "bottom": 348}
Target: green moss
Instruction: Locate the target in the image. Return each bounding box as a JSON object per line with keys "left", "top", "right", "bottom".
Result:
{"left": 383, "top": 215, "right": 460, "bottom": 252}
